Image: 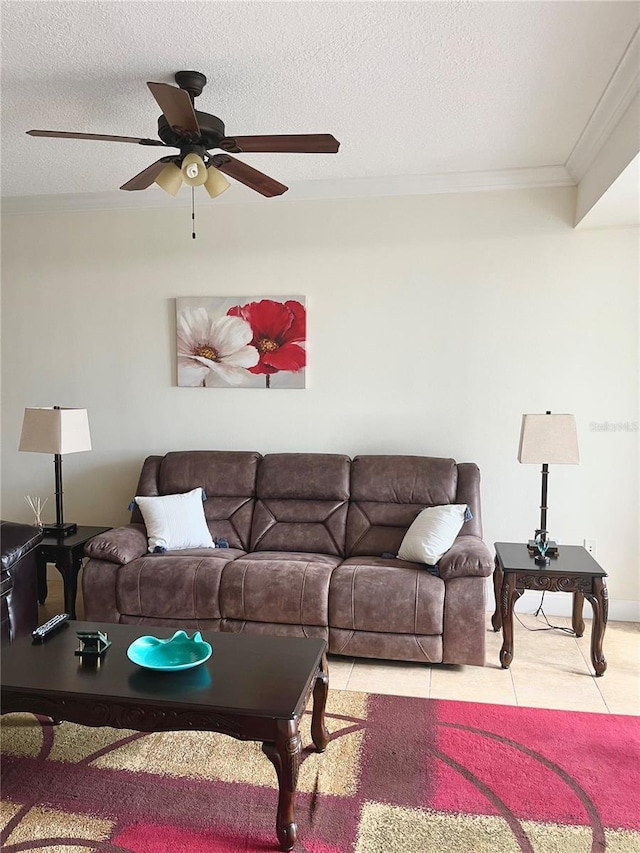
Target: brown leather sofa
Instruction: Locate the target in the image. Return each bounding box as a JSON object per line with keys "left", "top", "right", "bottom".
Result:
{"left": 83, "top": 452, "right": 493, "bottom": 665}
{"left": 1, "top": 520, "right": 42, "bottom": 643}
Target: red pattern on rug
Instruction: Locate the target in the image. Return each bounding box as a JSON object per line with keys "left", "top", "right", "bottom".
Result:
{"left": 1, "top": 694, "right": 638, "bottom": 853}
{"left": 431, "top": 701, "right": 638, "bottom": 829}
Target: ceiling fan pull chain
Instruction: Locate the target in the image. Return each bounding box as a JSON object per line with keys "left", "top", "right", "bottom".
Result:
{"left": 191, "top": 186, "right": 196, "bottom": 240}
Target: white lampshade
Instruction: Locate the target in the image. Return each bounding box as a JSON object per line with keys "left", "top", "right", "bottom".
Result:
{"left": 518, "top": 413, "right": 579, "bottom": 464}
{"left": 155, "top": 163, "right": 183, "bottom": 196}
{"left": 204, "top": 166, "right": 230, "bottom": 199}
{"left": 181, "top": 153, "right": 208, "bottom": 187}
{"left": 19, "top": 407, "right": 92, "bottom": 455}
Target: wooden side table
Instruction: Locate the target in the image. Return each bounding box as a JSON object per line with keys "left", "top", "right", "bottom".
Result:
{"left": 492, "top": 542, "right": 608, "bottom": 677}
{"left": 36, "top": 526, "right": 111, "bottom": 619}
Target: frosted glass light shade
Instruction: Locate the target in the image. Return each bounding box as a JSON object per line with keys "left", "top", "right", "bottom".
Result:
{"left": 19, "top": 407, "right": 92, "bottom": 455}
{"left": 181, "top": 153, "right": 208, "bottom": 187}
{"left": 518, "top": 414, "right": 579, "bottom": 464}
{"left": 155, "top": 163, "right": 183, "bottom": 196}
{"left": 204, "top": 166, "right": 230, "bottom": 199}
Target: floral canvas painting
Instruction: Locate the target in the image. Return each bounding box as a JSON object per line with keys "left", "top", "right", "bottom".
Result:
{"left": 177, "top": 296, "right": 306, "bottom": 388}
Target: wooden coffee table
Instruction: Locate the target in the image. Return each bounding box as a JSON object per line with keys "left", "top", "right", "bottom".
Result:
{"left": 0, "top": 621, "right": 329, "bottom": 851}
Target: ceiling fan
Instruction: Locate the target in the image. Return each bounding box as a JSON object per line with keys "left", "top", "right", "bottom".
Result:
{"left": 27, "top": 70, "right": 340, "bottom": 199}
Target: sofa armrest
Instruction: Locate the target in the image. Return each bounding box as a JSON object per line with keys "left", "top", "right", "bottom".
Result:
{"left": 439, "top": 535, "right": 493, "bottom": 581}
{"left": 1, "top": 521, "right": 43, "bottom": 571}
{"left": 1, "top": 520, "right": 42, "bottom": 642}
{"left": 84, "top": 524, "right": 148, "bottom": 565}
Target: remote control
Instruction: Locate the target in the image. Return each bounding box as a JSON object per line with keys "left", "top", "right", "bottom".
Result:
{"left": 32, "top": 613, "right": 70, "bottom": 643}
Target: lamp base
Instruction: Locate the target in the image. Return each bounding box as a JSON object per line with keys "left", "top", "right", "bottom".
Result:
{"left": 527, "top": 539, "right": 558, "bottom": 557}
{"left": 42, "top": 522, "right": 77, "bottom": 537}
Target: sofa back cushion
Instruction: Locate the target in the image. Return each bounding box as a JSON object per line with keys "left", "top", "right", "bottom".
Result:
{"left": 346, "top": 455, "right": 465, "bottom": 557}
{"left": 131, "top": 451, "right": 261, "bottom": 550}
{"left": 250, "top": 453, "right": 350, "bottom": 555}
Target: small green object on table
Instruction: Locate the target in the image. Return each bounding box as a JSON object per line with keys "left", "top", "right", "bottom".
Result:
{"left": 75, "top": 630, "right": 112, "bottom": 662}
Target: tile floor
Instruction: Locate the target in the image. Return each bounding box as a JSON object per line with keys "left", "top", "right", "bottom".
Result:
{"left": 41, "top": 567, "right": 639, "bottom": 716}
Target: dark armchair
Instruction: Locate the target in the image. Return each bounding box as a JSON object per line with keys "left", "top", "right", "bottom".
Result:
{"left": 1, "top": 521, "right": 42, "bottom": 643}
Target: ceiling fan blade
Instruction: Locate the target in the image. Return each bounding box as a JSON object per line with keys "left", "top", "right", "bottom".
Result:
{"left": 222, "top": 134, "right": 340, "bottom": 154}
{"left": 27, "top": 129, "right": 166, "bottom": 146}
{"left": 147, "top": 82, "right": 200, "bottom": 135}
{"left": 213, "top": 155, "right": 288, "bottom": 197}
{"left": 120, "top": 159, "right": 170, "bottom": 191}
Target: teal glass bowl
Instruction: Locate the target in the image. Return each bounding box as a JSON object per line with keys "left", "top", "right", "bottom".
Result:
{"left": 127, "top": 630, "right": 212, "bottom": 671}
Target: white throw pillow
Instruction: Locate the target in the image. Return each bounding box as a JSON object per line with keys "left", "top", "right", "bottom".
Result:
{"left": 397, "top": 504, "right": 468, "bottom": 565}
{"left": 135, "top": 488, "right": 215, "bottom": 553}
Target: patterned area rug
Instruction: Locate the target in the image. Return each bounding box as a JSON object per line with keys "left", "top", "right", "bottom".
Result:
{"left": 1, "top": 691, "right": 638, "bottom": 853}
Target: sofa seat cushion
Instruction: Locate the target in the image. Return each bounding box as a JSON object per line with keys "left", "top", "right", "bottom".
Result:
{"left": 219, "top": 552, "right": 341, "bottom": 627}
{"left": 120, "top": 615, "right": 222, "bottom": 631}
{"left": 329, "top": 557, "right": 444, "bottom": 636}
{"left": 155, "top": 547, "right": 246, "bottom": 560}
{"left": 222, "top": 619, "right": 328, "bottom": 641}
{"left": 228, "top": 550, "right": 338, "bottom": 565}
{"left": 115, "top": 555, "right": 235, "bottom": 620}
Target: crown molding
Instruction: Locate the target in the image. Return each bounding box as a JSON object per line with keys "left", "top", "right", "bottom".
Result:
{"left": 566, "top": 26, "right": 640, "bottom": 182}
{"left": 1, "top": 165, "right": 573, "bottom": 216}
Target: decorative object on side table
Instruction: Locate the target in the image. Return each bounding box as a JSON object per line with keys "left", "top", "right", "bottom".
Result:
{"left": 19, "top": 406, "right": 92, "bottom": 537}
{"left": 24, "top": 495, "right": 48, "bottom": 531}
{"left": 518, "top": 411, "right": 579, "bottom": 556}
{"left": 533, "top": 531, "right": 551, "bottom": 566}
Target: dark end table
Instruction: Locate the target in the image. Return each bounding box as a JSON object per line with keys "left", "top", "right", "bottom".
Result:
{"left": 36, "top": 526, "right": 111, "bottom": 619}
{"left": 492, "top": 542, "right": 608, "bottom": 677}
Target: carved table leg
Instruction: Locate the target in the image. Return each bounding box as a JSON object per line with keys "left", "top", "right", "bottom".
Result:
{"left": 262, "top": 718, "right": 301, "bottom": 851}
{"left": 572, "top": 591, "right": 585, "bottom": 637}
{"left": 585, "top": 577, "right": 608, "bottom": 677}
{"left": 500, "top": 571, "right": 523, "bottom": 669}
{"left": 491, "top": 558, "right": 503, "bottom": 631}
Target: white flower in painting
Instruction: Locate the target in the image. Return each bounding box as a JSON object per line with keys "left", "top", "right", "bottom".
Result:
{"left": 177, "top": 307, "right": 259, "bottom": 386}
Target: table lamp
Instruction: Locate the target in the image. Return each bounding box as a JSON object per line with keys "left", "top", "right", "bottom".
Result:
{"left": 518, "top": 411, "right": 579, "bottom": 562}
{"left": 19, "top": 406, "right": 92, "bottom": 537}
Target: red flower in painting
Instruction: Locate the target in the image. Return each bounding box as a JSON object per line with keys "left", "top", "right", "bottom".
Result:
{"left": 227, "top": 299, "right": 306, "bottom": 375}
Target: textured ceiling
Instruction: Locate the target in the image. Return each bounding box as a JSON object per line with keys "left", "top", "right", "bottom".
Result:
{"left": 1, "top": 1, "right": 639, "bottom": 206}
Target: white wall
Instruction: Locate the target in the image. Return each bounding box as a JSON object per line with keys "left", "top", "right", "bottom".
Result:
{"left": 2, "top": 187, "right": 638, "bottom": 619}
{"left": 575, "top": 91, "right": 640, "bottom": 225}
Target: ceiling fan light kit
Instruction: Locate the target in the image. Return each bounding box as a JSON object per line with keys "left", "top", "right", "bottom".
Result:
{"left": 26, "top": 69, "right": 340, "bottom": 212}
{"left": 180, "top": 152, "right": 208, "bottom": 187}
{"left": 154, "top": 162, "right": 183, "bottom": 196}
{"left": 204, "top": 167, "right": 230, "bottom": 199}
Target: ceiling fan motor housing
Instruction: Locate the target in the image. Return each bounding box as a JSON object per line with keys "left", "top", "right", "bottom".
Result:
{"left": 157, "top": 111, "right": 226, "bottom": 150}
